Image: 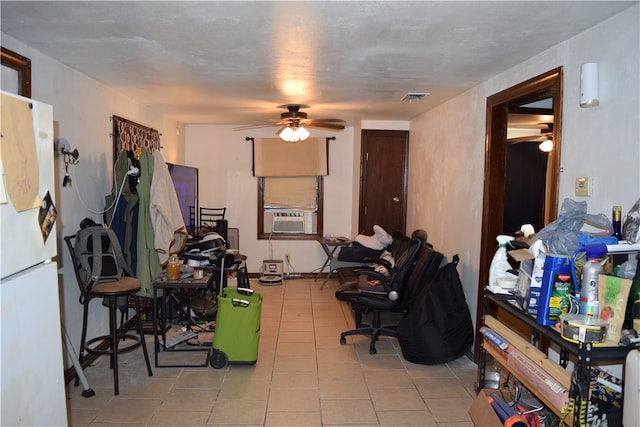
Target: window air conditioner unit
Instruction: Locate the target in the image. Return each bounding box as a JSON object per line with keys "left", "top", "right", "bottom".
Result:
{"left": 272, "top": 210, "right": 312, "bottom": 233}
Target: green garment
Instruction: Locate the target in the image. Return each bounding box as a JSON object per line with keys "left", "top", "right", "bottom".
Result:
{"left": 136, "top": 150, "right": 161, "bottom": 297}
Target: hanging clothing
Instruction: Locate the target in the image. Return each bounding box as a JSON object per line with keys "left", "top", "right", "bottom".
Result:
{"left": 135, "top": 150, "right": 161, "bottom": 298}
{"left": 105, "top": 150, "right": 139, "bottom": 271}
{"left": 150, "top": 150, "right": 187, "bottom": 265}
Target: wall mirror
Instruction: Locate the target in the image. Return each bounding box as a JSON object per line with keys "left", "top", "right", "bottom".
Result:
{"left": 475, "top": 68, "right": 563, "bottom": 361}
{"left": 1, "top": 47, "right": 31, "bottom": 98}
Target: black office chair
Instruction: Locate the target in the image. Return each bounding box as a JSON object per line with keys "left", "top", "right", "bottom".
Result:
{"left": 335, "top": 229, "right": 435, "bottom": 354}
{"left": 64, "top": 226, "right": 152, "bottom": 395}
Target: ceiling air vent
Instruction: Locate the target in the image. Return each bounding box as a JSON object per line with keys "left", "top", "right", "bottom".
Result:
{"left": 401, "top": 92, "right": 429, "bottom": 103}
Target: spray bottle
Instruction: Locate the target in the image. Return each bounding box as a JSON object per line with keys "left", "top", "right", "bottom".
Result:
{"left": 488, "top": 235, "right": 515, "bottom": 288}
{"left": 571, "top": 243, "right": 608, "bottom": 317}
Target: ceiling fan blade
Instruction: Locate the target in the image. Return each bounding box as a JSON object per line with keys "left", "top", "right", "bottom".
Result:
{"left": 312, "top": 118, "right": 346, "bottom": 123}
{"left": 232, "top": 119, "right": 285, "bottom": 130}
{"left": 305, "top": 121, "right": 346, "bottom": 130}
{"left": 232, "top": 123, "right": 278, "bottom": 131}
{"left": 507, "top": 135, "right": 547, "bottom": 144}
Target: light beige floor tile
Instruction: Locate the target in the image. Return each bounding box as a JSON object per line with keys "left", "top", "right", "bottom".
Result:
{"left": 270, "top": 371, "right": 318, "bottom": 389}
{"left": 320, "top": 399, "right": 379, "bottom": 425}
{"left": 273, "top": 355, "right": 317, "bottom": 372}
{"left": 404, "top": 362, "right": 457, "bottom": 380}
{"left": 174, "top": 368, "right": 226, "bottom": 389}
{"left": 425, "top": 396, "right": 474, "bottom": 423}
{"left": 359, "top": 353, "right": 406, "bottom": 371}
{"left": 93, "top": 398, "right": 163, "bottom": 424}
{"left": 159, "top": 388, "right": 218, "bottom": 411}
{"left": 115, "top": 377, "right": 174, "bottom": 397}
{"left": 268, "top": 388, "right": 320, "bottom": 412}
{"left": 68, "top": 408, "right": 100, "bottom": 427}
{"left": 218, "top": 377, "right": 271, "bottom": 400}
{"left": 264, "top": 410, "right": 322, "bottom": 426}
{"left": 363, "top": 369, "right": 415, "bottom": 389}
{"left": 319, "top": 377, "right": 369, "bottom": 400}
{"left": 370, "top": 388, "right": 427, "bottom": 411}
{"left": 317, "top": 361, "right": 364, "bottom": 382}
{"left": 208, "top": 399, "right": 267, "bottom": 425}
{"left": 377, "top": 409, "right": 438, "bottom": 426}
{"left": 278, "top": 330, "right": 316, "bottom": 343}
{"left": 67, "top": 386, "right": 114, "bottom": 410}
{"left": 149, "top": 409, "right": 210, "bottom": 426}
{"left": 275, "top": 341, "right": 317, "bottom": 356}
{"left": 415, "top": 377, "right": 475, "bottom": 399}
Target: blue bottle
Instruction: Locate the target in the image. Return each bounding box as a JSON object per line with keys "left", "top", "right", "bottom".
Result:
{"left": 536, "top": 254, "right": 574, "bottom": 326}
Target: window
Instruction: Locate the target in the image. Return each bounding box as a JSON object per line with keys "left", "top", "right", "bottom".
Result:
{"left": 257, "top": 176, "right": 323, "bottom": 240}
{"left": 252, "top": 137, "right": 328, "bottom": 240}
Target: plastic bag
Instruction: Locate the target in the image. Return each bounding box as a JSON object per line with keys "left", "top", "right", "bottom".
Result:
{"left": 530, "top": 198, "right": 613, "bottom": 255}
{"left": 622, "top": 197, "right": 640, "bottom": 243}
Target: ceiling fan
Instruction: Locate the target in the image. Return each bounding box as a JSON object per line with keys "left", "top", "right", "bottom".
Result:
{"left": 234, "top": 104, "right": 346, "bottom": 142}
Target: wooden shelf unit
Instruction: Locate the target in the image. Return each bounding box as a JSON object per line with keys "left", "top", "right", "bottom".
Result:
{"left": 478, "top": 292, "right": 635, "bottom": 426}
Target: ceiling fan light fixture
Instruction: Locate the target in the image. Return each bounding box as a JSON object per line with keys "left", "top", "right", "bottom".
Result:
{"left": 538, "top": 137, "right": 554, "bottom": 152}
{"left": 279, "top": 125, "right": 310, "bottom": 143}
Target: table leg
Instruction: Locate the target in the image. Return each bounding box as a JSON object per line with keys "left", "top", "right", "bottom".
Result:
{"left": 318, "top": 244, "right": 340, "bottom": 289}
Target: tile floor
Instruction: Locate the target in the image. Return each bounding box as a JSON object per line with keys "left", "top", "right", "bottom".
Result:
{"left": 66, "top": 277, "right": 478, "bottom": 426}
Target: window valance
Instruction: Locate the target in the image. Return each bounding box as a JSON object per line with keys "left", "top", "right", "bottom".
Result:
{"left": 252, "top": 137, "right": 328, "bottom": 177}
{"left": 112, "top": 115, "right": 161, "bottom": 154}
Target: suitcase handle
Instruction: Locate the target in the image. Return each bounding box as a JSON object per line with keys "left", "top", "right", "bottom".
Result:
{"left": 231, "top": 298, "right": 251, "bottom": 307}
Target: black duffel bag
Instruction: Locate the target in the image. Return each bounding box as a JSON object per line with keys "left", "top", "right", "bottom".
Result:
{"left": 396, "top": 254, "right": 474, "bottom": 365}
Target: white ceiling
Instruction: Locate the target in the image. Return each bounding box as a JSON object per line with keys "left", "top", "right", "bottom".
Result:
{"left": 1, "top": 1, "right": 635, "bottom": 127}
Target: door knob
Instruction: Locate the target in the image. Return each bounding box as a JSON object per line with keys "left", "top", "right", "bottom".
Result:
{"left": 392, "top": 197, "right": 400, "bottom": 203}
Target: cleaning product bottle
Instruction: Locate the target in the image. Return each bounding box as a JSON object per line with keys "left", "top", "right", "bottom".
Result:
{"left": 537, "top": 254, "right": 574, "bottom": 326}
{"left": 488, "top": 235, "right": 515, "bottom": 289}
{"left": 571, "top": 243, "right": 608, "bottom": 317}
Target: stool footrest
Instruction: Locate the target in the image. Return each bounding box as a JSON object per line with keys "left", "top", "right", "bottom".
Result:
{"left": 85, "top": 334, "right": 143, "bottom": 355}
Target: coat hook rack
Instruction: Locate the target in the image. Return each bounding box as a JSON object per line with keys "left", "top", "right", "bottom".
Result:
{"left": 55, "top": 139, "right": 80, "bottom": 187}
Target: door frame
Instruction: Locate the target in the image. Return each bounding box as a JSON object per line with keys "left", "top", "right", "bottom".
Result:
{"left": 474, "top": 68, "right": 563, "bottom": 362}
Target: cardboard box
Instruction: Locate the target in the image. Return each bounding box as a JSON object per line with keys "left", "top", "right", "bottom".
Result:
{"left": 468, "top": 389, "right": 503, "bottom": 427}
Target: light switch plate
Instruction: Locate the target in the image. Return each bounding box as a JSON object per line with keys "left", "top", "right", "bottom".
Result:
{"left": 575, "top": 177, "right": 592, "bottom": 196}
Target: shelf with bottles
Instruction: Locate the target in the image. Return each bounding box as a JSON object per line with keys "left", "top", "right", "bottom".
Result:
{"left": 605, "top": 241, "right": 640, "bottom": 254}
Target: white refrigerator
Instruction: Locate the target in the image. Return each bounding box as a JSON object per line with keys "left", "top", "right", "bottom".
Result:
{"left": 0, "top": 91, "right": 68, "bottom": 425}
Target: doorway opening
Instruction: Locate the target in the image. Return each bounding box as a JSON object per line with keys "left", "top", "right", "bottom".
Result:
{"left": 474, "top": 68, "right": 564, "bottom": 362}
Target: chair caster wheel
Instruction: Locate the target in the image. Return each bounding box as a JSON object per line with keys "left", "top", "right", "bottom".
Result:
{"left": 340, "top": 336, "right": 346, "bottom": 345}
{"left": 369, "top": 345, "right": 377, "bottom": 355}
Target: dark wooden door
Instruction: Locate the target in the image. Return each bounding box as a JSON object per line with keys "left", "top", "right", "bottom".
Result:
{"left": 359, "top": 130, "right": 409, "bottom": 235}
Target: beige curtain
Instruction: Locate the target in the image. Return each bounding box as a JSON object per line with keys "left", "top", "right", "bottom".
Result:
{"left": 253, "top": 137, "right": 327, "bottom": 176}
{"left": 264, "top": 177, "right": 318, "bottom": 210}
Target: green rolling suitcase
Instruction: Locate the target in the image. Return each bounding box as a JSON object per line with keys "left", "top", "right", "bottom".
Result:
{"left": 209, "top": 287, "right": 262, "bottom": 369}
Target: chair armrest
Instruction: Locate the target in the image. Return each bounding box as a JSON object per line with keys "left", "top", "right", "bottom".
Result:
{"left": 362, "top": 257, "right": 393, "bottom": 274}
{"left": 355, "top": 269, "right": 387, "bottom": 282}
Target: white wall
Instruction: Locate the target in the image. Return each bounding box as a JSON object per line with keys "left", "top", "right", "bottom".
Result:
{"left": 408, "top": 5, "right": 640, "bottom": 333}
{"left": 0, "top": 34, "right": 184, "bottom": 363}
{"left": 185, "top": 125, "right": 356, "bottom": 274}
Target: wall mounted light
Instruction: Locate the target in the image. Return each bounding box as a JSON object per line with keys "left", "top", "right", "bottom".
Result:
{"left": 580, "top": 62, "right": 599, "bottom": 108}
{"left": 278, "top": 125, "right": 310, "bottom": 143}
